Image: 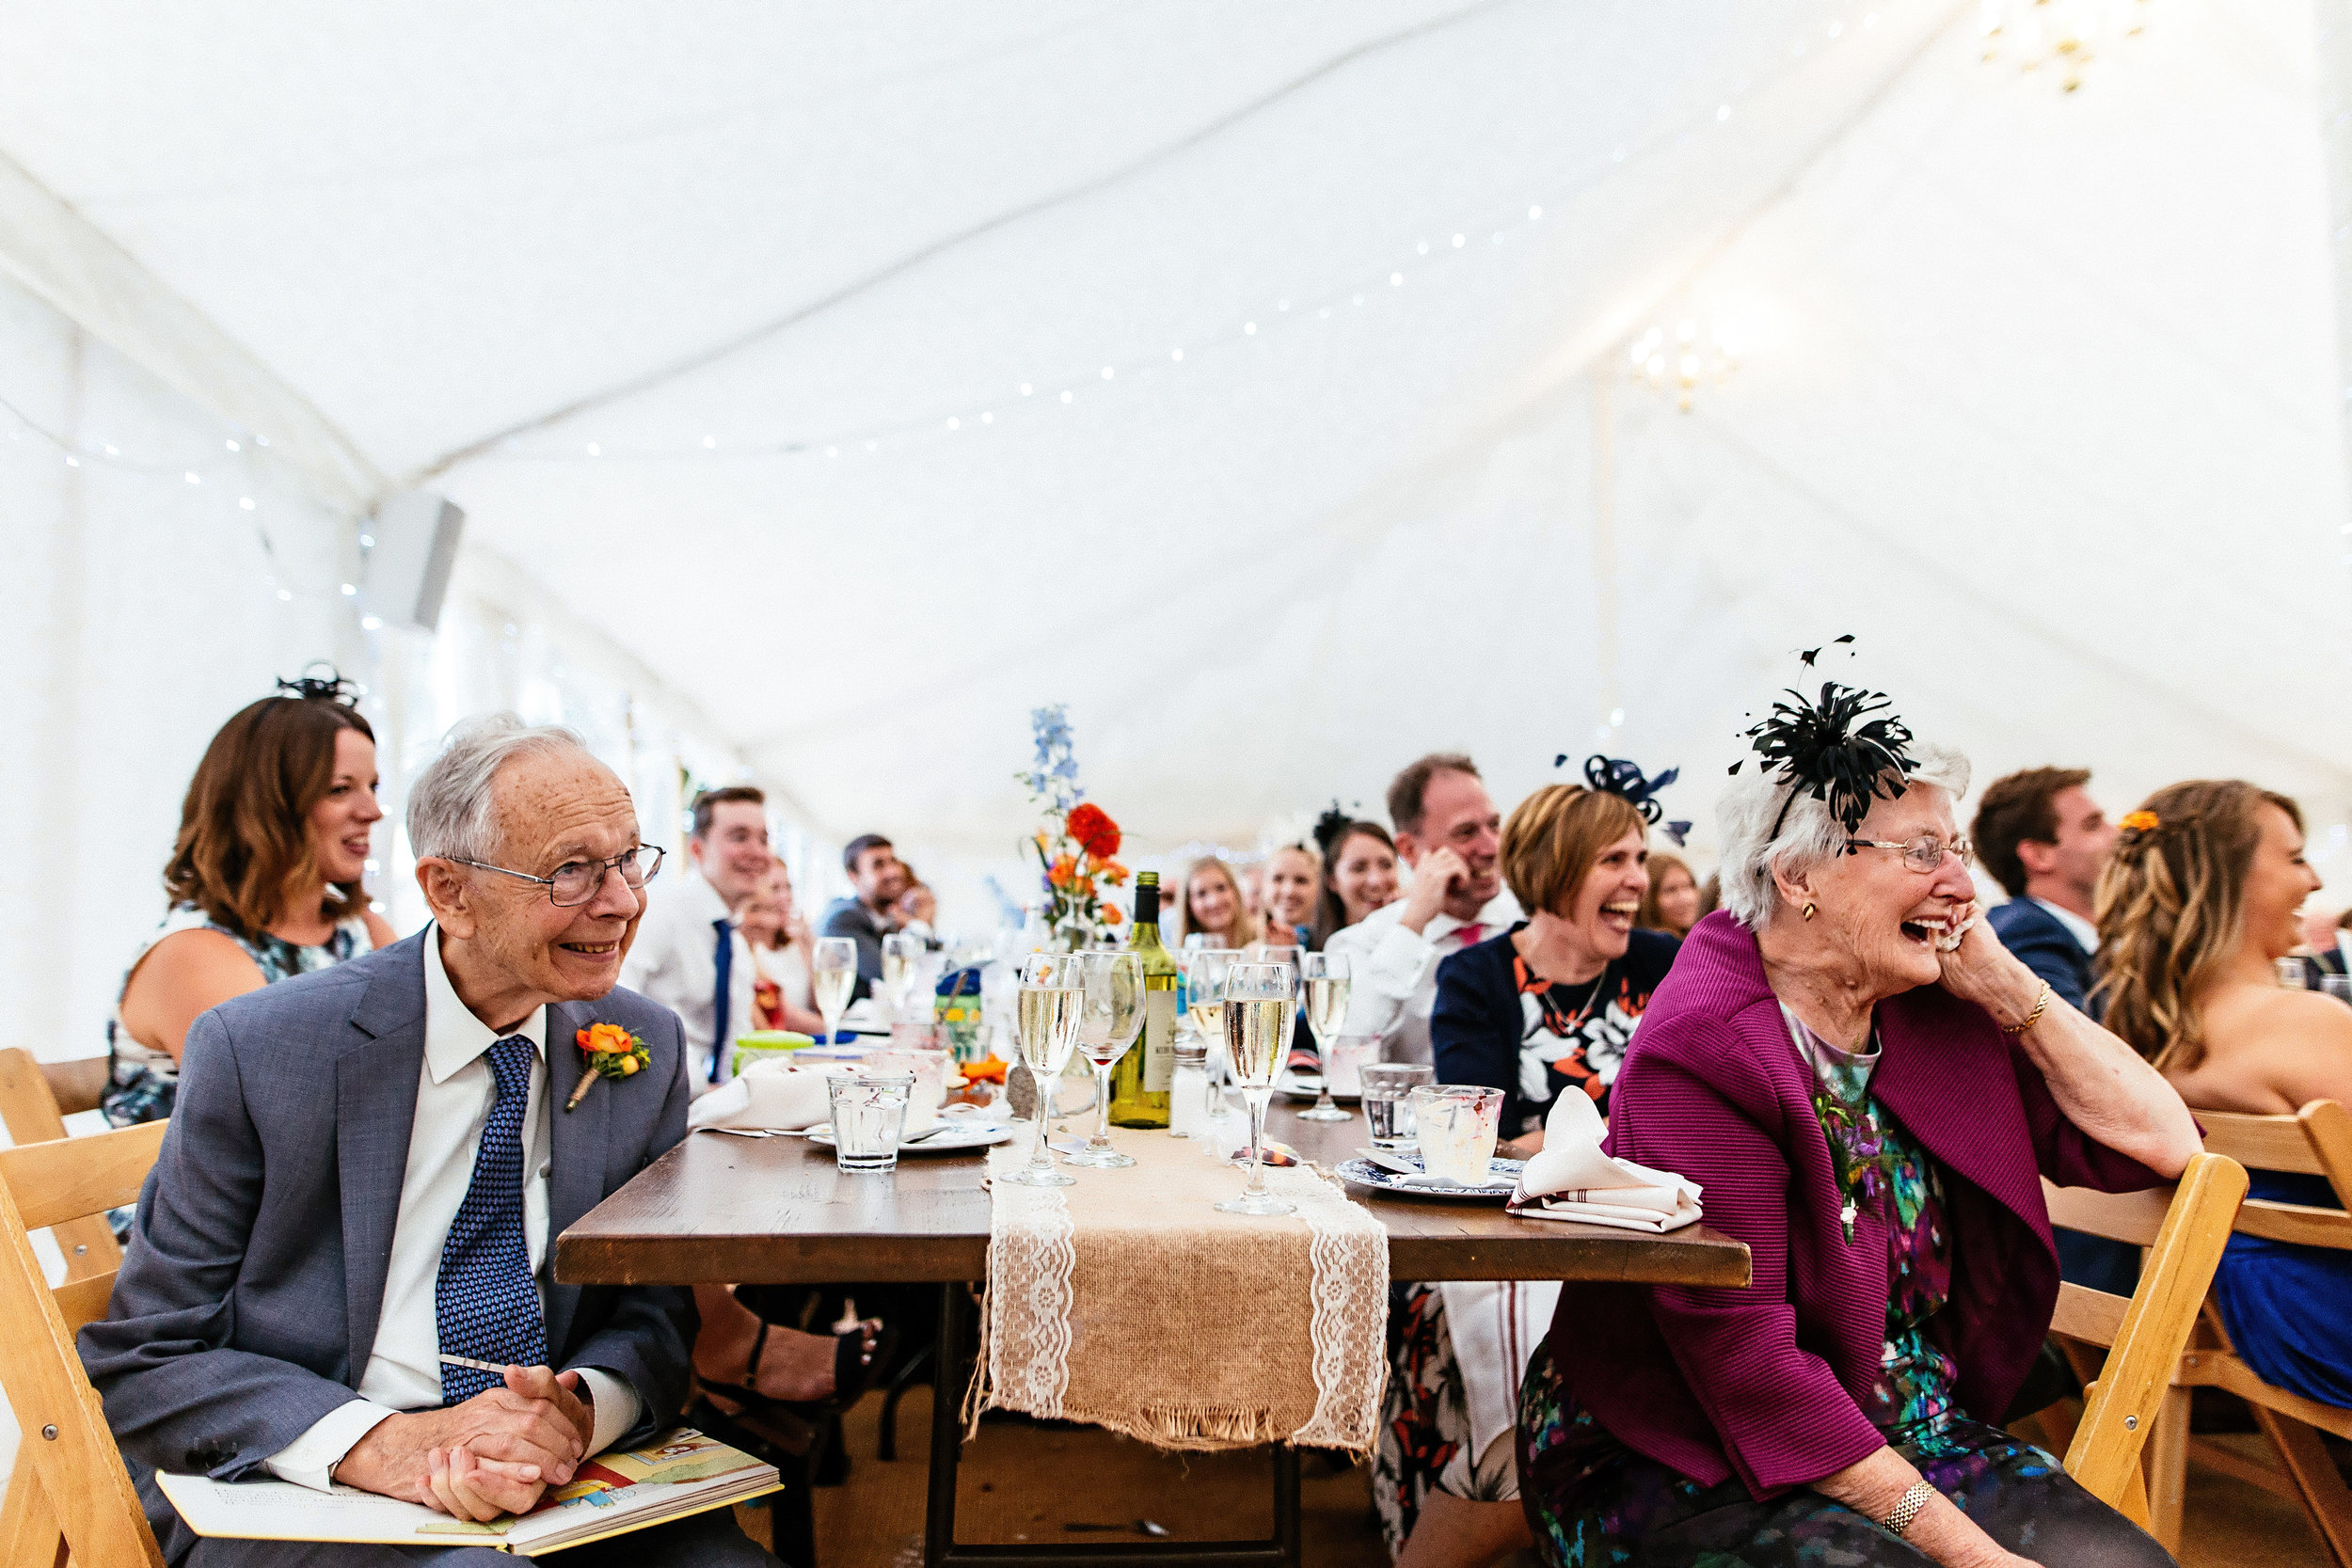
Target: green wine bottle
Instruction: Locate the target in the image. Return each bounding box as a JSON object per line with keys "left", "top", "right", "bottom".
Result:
{"left": 1110, "top": 871, "right": 1177, "bottom": 1127}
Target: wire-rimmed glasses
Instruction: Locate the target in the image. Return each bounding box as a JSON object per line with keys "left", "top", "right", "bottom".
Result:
{"left": 450, "top": 845, "right": 666, "bottom": 906}
{"left": 1066, "top": 952, "right": 1144, "bottom": 1169}
{"left": 1215, "top": 959, "right": 1298, "bottom": 1217}
{"left": 1845, "top": 834, "right": 1971, "bottom": 874}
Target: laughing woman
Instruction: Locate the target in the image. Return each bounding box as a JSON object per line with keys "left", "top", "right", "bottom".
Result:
{"left": 1518, "top": 679, "right": 2198, "bottom": 1568}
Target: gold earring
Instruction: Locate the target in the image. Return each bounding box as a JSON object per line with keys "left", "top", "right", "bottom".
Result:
{"left": 1802, "top": 901, "right": 1817, "bottom": 922}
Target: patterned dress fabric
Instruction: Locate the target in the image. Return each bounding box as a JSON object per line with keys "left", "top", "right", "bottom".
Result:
{"left": 104, "top": 906, "right": 370, "bottom": 1127}
{"left": 435, "top": 1037, "right": 549, "bottom": 1402}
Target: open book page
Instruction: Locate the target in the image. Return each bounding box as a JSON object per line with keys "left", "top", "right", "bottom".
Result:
{"left": 156, "top": 1429, "right": 777, "bottom": 1555}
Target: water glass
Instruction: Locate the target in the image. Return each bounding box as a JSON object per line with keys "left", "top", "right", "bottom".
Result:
{"left": 2325, "top": 975, "right": 2352, "bottom": 1007}
{"left": 1412, "top": 1085, "right": 1503, "bottom": 1183}
{"left": 2277, "top": 956, "right": 2311, "bottom": 990}
{"left": 1361, "top": 1063, "right": 1433, "bottom": 1148}
{"left": 868, "top": 1047, "right": 949, "bottom": 1135}
{"left": 827, "top": 1070, "right": 914, "bottom": 1172}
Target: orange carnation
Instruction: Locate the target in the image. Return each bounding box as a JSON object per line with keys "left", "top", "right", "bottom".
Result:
{"left": 1048, "top": 854, "right": 1077, "bottom": 888}
{"left": 1101, "top": 904, "right": 1123, "bottom": 926}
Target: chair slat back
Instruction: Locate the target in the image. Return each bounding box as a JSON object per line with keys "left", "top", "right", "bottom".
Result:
{"left": 2200, "top": 1100, "right": 2352, "bottom": 1210}
{"left": 0, "top": 1120, "right": 168, "bottom": 1566}
{"left": 0, "top": 1048, "right": 123, "bottom": 1286}
{"left": 2045, "top": 1153, "right": 2249, "bottom": 1506}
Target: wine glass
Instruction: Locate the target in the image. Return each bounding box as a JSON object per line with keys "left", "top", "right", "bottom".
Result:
{"left": 1295, "top": 951, "right": 1353, "bottom": 1121}
{"left": 1179, "top": 947, "right": 1238, "bottom": 1136}
{"left": 1009, "top": 953, "right": 1083, "bottom": 1187}
{"left": 811, "top": 938, "right": 858, "bottom": 1044}
{"left": 881, "top": 931, "right": 923, "bottom": 1021}
{"left": 1067, "top": 952, "right": 1144, "bottom": 1168}
{"left": 1216, "top": 958, "right": 1298, "bottom": 1217}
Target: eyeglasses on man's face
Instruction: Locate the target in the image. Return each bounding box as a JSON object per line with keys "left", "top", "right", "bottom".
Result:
{"left": 451, "top": 845, "right": 666, "bottom": 907}
{"left": 1846, "top": 835, "right": 1971, "bottom": 875}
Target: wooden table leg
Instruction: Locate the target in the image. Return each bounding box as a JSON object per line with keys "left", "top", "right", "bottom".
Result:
{"left": 925, "top": 1282, "right": 970, "bottom": 1568}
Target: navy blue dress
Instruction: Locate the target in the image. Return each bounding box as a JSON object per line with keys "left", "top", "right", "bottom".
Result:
{"left": 2211, "top": 1169, "right": 2352, "bottom": 1407}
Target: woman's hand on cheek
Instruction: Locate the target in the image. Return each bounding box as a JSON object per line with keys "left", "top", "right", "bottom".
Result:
{"left": 1935, "top": 905, "right": 2039, "bottom": 1024}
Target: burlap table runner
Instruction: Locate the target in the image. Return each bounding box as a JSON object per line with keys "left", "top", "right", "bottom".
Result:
{"left": 971, "top": 1125, "right": 1389, "bottom": 1452}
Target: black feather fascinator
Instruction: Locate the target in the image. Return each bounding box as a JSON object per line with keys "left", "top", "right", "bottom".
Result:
{"left": 1311, "top": 801, "right": 1357, "bottom": 857}
{"left": 276, "top": 662, "right": 359, "bottom": 705}
{"left": 1734, "top": 678, "right": 1917, "bottom": 843}
{"left": 1557, "top": 753, "right": 1691, "bottom": 846}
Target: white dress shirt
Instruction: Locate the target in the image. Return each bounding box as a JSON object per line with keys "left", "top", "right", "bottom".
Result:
{"left": 2029, "top": 896, "right": 2099, "bottom": 956}
{"left": 618, "top": 871, "right": 756, "bottom": 1092}
{"left": 264, "top": 928, "right": 639, "bottom": 1490}
{"left": 1323, "top": 887, "right": 1523, "bottom": 1065}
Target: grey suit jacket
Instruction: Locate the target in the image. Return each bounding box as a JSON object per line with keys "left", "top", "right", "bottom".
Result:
{"left": 78, "top": 931, "right": 695, "bottom": 1560}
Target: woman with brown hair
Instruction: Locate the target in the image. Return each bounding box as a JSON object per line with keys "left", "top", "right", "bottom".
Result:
{"left": 1170, "top": 855, "right": 1256, "bottom": 948}
{"left": 1311, "top": 815, "right": 1401, "bottom": 949}
{"left": 2098, "top": 779, "right": 2352, "bottom": 1405}
{"left": 107, "top": 673, "right": 395, "bottom": 1124}
{"left": 1259, "top": 842, "right": 1322, "bottom": 948}
{"left": 1638, "top": 849, "right": 1703, "bottom": 938}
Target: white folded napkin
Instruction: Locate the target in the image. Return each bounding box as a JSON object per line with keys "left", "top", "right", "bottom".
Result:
{"left": 1508, "top": 1091, "right": 1702, "bottom": 1234}
{"left": 686, "top": 1059, "right": 852, "bottom": 1132}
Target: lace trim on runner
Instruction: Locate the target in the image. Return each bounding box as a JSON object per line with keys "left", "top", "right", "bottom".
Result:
{"left": 977, "top": 1147, "right": 1075, "bottom": 1427}
{"left": 1283, "top": 1164, "right": 1389, "bottom": 1452}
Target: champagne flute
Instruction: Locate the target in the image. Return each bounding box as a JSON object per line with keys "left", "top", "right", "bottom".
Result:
{"left": 1067, "top": 952, "right": 1144, "bottom": 1168}
{"left": 1295, "top": 951, "right": 1353, "bottom": 1121}
{"left": 881, "top": 931, "right": 923, "bottom": 1021}
{"left": 1215, "top": 959, "right": 1297, "bottom": 1216}
{"left": 1009, "top": 953, "right": 1083, "bottom": 1187}
{"left": 812, "top": 937, "right": 858, "bottom": 1044}
{"left": 1181, "top": 947, "right": 1238, "bottom": 1134}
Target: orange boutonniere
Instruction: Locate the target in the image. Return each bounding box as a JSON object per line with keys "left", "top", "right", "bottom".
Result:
{"left": 565, "top": 1022, "right": 650, "bottom": 1110}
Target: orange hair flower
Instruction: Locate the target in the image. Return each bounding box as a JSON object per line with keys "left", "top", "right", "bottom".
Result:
{"left": 2119, "top": 810, "right": 2160, "bottom": 833}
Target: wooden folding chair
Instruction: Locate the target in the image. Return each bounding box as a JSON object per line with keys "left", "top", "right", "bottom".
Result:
{"left": 2042, "top": 1151, "right": 2247, "bottom": 1538}
{"left": 0, "top": 1117, "right": 169, "bottom": 1567}
{"left": 2170, "top": 1102, "right": 2352, "bottom": 1565}
{"left": 0, "top": 1051, "right": 125, "bottom": 1289}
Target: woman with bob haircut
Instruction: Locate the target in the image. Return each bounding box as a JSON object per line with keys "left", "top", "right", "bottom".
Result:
{"left": 1517, "top": 676, "right": 2198, "bottom": 1568}
{"left": 108, "top": 673, "right": 395, "bottom": 1124}
{"left": 2097, "top": 780, "right": 2352, "bottom": 1407}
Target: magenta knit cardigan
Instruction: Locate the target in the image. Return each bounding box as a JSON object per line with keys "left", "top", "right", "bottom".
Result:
{"left": 1550, "top": 910, "right": 2160, "bottom": 1499}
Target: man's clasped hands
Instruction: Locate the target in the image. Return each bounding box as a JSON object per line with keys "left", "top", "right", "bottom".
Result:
{"left": 335, "top": 1366, "right": 596, "bottom": 1522}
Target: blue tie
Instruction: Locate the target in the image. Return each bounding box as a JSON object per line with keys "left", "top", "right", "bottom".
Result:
{"left": 711, "top": 918, "right": 734, "bottom": 1084}
{"left": 436, "top": 1037, "right": 548, "bottom": 1403}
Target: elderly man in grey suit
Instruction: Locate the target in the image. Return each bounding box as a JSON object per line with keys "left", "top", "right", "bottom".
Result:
{"left": 80, "top": 716, "right": 784, "bottom": 1566}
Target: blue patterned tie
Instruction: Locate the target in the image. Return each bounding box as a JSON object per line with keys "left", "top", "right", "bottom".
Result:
{"left": 436, "top": 1037, "right": 548, "bottom": 1403}
{"left": 711, "top": 918, "right": 735, "bottom": 1084}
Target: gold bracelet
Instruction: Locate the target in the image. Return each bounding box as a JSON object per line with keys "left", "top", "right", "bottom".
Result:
{"left": 2001, "top": 979, "right": 2052, "bottom": 1037}
{"left": 1883, "top": 1479, "right": 1936, "bottom": 1537}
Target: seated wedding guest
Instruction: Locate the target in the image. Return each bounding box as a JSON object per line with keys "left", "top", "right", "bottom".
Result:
{"left": 820, "top": 832, "right": 909, "bottom": 998}
{"left": 893, "top": 873, "right": 940, "bottom": 944}
{"left": 1974, "top": 767, "right": 2116, "bottom": 1015}
{"left": 1326, "top": 753, "right": 1519, "bottom": 1065}
{"left": 1382, "top": 762, "right": 1681, "bottom": 1568}
{"left": 1519, "top": 678, "right": 2194, "bottom": 1568}
{"left": 81, "top": 715, "right": 782, "bottom": 1566}
{"left": 736, "top": 860, "right": 826, "bottom": 1036}
{"left": 2099, "top": 781, "right": 2352, "bottom": 1407}
{"left": 1311, "top": 815, "right": 1400, "bottom": 949}
{"left": 1432, "top": 764, "right": 1681, "bottom": 1149}
{"left": 1638, "top": 850, "right": 1702, "bottom": 938}
{"left": 1170, "top": 855, "right": 1258, "bottom": 949}
{"left": 618, "top": 786, "right": 767, "bottom": 1091}
{"left": 1260, "top": 842, "right": 1322, "bottom": 948}
{"left": 1695, "top": 870, "right": 1722, "bottom": 920}
{"left": 107, "top": 671, "right": 395, "bottom": 1126}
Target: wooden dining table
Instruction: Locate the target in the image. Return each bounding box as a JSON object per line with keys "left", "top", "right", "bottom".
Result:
{"left": 556, "top": 1098, "right": 1751, "bottom": 1568}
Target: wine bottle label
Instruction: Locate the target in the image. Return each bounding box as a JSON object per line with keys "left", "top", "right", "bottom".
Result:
{"left": 1143, "top": 990, "right": 1177, "bottom": 1091}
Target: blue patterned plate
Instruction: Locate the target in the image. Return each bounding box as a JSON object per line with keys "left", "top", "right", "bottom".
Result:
{"left": 1335, "top": 1155, "right": 1521, "bottom": 1201}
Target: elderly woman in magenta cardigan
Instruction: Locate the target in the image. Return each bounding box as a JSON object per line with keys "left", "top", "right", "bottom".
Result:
{"left": 1518, "top": 679, "right": 2201, "bottom": 1568}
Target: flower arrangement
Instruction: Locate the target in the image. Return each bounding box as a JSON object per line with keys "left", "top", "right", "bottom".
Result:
{"left": 1018, "top": 705, "right": 1129, "bottom": 947}
{"left": 566, "top": 1022, "right": 650, "bottom": 1110}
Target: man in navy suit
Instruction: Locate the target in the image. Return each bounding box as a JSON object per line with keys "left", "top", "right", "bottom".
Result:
{"left": 83, "top": 716, "right": 783, "bottom": 1566}
{"left": 1973, "top": 767, "right": 2116, "bottom": 1017}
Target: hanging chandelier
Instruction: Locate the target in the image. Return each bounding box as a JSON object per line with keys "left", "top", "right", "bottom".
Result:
{"left": 1629, "top": 319, "right": 1736, "bottom": 412}
{"left": 1979, "top": 0, "right": 2151, "bottom": 92}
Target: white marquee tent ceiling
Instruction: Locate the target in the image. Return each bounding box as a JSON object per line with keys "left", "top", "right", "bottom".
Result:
{"left": 6, "top": 0, "right": 2349, "bottom": 875}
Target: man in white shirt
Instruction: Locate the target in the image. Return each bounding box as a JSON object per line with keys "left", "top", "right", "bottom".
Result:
{"left": 619, "top": 785, "right": 772, "bottom": 1089}
{"left": 1327, "top": 752, "right": 1521, "bottom": 1064}
{"left": 83, "top": 716, "right": 779, "bottom": 1565}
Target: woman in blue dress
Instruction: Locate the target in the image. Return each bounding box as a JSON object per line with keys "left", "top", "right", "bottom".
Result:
{"left": 2096, "top": 779, "right": 2352, "bottom": 1405}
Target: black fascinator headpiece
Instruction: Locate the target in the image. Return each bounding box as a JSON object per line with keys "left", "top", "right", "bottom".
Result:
{"left": 1738, "top": 677, "right": 1916, "bottom": 844}
{"left": 1311, "top": 801, "right": 1356, "bottom": 858}
{"left": 276, "top": 662, "right": 359, "bottom": 706}
{"left": 1558, "top": 753, "right": 1691, "bottom": 846}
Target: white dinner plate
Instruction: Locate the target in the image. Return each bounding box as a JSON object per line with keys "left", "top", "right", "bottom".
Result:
{"left": 1335, "top": 1155, "right": 1521, "bottom": 1202}
{"left": 803, "top": 1121, "right": 1010, "bottom": 1154}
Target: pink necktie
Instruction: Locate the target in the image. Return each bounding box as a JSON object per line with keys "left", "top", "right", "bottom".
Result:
{"left": 1454, "top": 923, "right": 1484, "bottom": 948}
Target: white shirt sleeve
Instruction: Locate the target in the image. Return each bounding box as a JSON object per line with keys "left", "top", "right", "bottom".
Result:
{"left": 261, "top": 1399, "right": 400, "bottom": 1491}
{"left": 1335, "top": 921, "right": 1439, "bottom": 1042}
{"left": 572, "top": 1367, "right": 642, "bottom": 1457}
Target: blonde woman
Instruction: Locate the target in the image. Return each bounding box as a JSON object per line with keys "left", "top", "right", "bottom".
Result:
{"left": 1172, "top": 856, "right": 1257, "bottom": 948}
{"left": 1260, "top": 843, "right": 1322, "bottom": 949}
{"left": 1637, "top": 850, "right": 1703, "bottom": 938}
{"left": 2098, "top": 780, "right": 2352, "bottom": 1405}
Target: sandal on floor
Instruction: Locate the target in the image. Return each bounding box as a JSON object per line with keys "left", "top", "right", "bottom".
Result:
{"left": 698, "top": 1317, "right": 898, "bottom": 1418}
